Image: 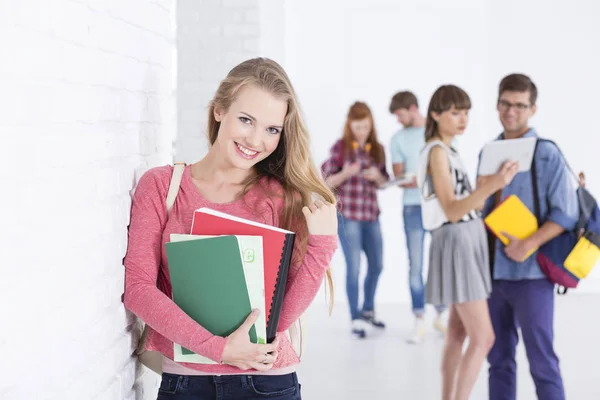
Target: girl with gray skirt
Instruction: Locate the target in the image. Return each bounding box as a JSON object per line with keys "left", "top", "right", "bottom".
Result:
{"left": 417, "top": 85, "right": 519, "bottom": 400}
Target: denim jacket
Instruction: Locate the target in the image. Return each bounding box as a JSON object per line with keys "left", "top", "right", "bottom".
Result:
{"left": 479, "top": 128, "right": 579, "bottom": 280}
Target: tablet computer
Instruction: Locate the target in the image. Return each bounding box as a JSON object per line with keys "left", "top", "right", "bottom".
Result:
{"left": 478, "top": 137, "right": 537, "bottom": 176}
{"left": 381, "top": 173, "right": 416, "bottom": 189}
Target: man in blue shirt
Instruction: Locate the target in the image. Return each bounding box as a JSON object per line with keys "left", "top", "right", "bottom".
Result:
{"left": 389, "top": 91, "right": 447, "bottom": 344}
{"left": 479, "top": 74, "right": 578, "bottom": 400}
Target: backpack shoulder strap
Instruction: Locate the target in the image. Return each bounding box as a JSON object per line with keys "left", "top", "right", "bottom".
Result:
{"left": 537, "top": 138, "right": 579, "bottom": 182}
{"left": 288, "top": 318, "right": 304, "bottom": 359}
{"left": 418, "top": 140, "right": 454, "bottom": 196}
{"left": 532, "top": 138, "right": 581, "bottom": 222}
{"left": 531, "top": 139, "right": 541, "bottom": 222}
{"left": 418, "top": 140, "right": 442, "bottom": 179}
{"left": 166, "top": 162, "right": 186, "bottom": 216}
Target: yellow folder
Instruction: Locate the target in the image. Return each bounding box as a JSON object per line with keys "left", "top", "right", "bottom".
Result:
{"left": 484, "top": 194, "right": 538, "bottom": 259}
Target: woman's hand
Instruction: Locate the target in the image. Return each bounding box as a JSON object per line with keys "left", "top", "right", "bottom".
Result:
{"left": 402, "top": 176, "right": 418, "bottom": 189}
{"left": 325, "top": 162, "right": 360, "bottom": 188}
{"left": 478, "top": 161, "right": 520, "bottom": 193}
{"left": 302, "top": 199, "right": 338, "bottom": 236}
{"left": 362, "top": 166, "right": 387, "bottom": 187}
{"left": 221, "top": 309, "right": 280, "bottom": 371}
{"left": 341, "top": 162, "right": 361, "bottom": 178}
{"left": 361, "top": 166, "right": 381, "bottom": 181}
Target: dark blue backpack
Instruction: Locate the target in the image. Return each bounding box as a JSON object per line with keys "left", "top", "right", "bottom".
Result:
{"left": 532, "top": 139, "right": 600, "bottom": 294}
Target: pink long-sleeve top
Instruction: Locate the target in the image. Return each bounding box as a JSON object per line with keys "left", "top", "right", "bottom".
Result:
{"left": 123, "top": 165, "right": 338, "bottom": 375}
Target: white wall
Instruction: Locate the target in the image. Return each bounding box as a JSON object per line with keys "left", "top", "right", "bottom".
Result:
{"left": 0, "top": 1, "right": 176, "bottom": 399}
{"left": 285, "top": 0, "right": 600, "bottom": 308}
{"left": 175, "top": 0, "right": 289, "bottom": 166}
{"left": 176, "top": 0, "right": 271, "bottom": 165}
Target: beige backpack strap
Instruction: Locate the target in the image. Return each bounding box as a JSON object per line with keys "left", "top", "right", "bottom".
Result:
{"left": 288, "top": 316, "right": 305, "bottom": 359}
{"left": 136, "top": 162, "right": 186, "bottom": 376}
{"left": 166, "top": 162, "right": 186, "bottom": 216}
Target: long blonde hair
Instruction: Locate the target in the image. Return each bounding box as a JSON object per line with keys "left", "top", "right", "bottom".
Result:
{"left": 207, "top": 57, "right": 335, "bottom": 312}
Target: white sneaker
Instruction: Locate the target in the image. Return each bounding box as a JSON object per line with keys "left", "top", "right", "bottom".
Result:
{"left": 434, "top": 311, "right": 448, "bottom": 335}
{"left": 361, "top": 310, "right": 386, "bottom": 329}
{"left": 351, "top": 318, "right": 371, "bottom": 339}
{"left": 406, "top": 318, "right": 426, "bottom": 344}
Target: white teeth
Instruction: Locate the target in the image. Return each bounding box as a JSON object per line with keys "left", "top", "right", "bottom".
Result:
{"left": 236, "top": 143, "right": 257, "bottom": 156}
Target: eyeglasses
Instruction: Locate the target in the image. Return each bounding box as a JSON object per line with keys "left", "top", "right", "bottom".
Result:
{"left": 498, "top": 100, "right": 531, "bottom": 112}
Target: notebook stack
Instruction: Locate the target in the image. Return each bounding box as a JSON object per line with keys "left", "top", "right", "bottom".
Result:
{"left": 165, "top": 208, "right": 295, "bottom": 364}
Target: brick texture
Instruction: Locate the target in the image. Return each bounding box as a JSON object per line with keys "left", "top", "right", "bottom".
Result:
{"left": 176, "top": 0, "right": 263, "bottom": 164}
{"left": 1, "top": 0, "right": 289, "bottom": 398}
{"left": 0, "top": 0, "right": 176, "bottom": 399}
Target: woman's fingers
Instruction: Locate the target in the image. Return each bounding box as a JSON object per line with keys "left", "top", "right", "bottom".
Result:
{"left": 499, "top": 161, "right": 511, "bottom": 174}
{"left": 250, "top": 361, "right": 274, "bottom": 372}
{"left": 258, "top": 338, "right": 279, "bottom": 354}
{"left": 254, "top": 351, "right": 278, "bottom": 364}
{"left": 238, "top": 309, "right": 260, "bottom": 332}
{"left": 302, "top": 206, "right": 311, "bottom": 218}
{"left": 233, "top": 361, "right": 271, "bottom": 372}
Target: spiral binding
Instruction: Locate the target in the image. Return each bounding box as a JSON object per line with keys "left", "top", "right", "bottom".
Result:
{"left": 266, "top": 233, "right": 296, "bottom": 342}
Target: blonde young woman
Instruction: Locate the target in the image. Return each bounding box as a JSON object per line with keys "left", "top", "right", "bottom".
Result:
{"left": 417, "top": 85, "right": 518, "bottom": 400}
{"left": 124, "top": 58, "right": 338, "bottom": 400}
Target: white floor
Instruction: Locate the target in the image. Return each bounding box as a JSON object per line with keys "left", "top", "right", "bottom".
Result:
{"left": 295, "top": 294, "right": 600, "bottom": 399}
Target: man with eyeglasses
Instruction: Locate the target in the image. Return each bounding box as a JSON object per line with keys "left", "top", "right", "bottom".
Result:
{"left": 477, "top": 74, "right": 578, "bottom": 400}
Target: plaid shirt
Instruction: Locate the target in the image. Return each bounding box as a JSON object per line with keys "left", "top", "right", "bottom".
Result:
{"left": 321, "top": 139, "right": 389, "bottom": 221}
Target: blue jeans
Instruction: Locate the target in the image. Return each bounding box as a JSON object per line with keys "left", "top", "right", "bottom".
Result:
{"left": 403, "top": 205, "right": 446, "bottom": 317}
{"left": 337, "top": 214, "right": 384, "bottom": 320}
{"left": 156, "top": 372, "right": 301, "bottom": 399}
{"left": 488, "top": 279, "right": 564, "bottom": 400}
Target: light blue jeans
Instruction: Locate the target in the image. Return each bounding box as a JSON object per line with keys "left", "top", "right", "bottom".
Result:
{"left": 337, "top": 214, "right": 384, "bottom": 320}
{"left": 403, "top": 205, "right": 446, "bottom": 317}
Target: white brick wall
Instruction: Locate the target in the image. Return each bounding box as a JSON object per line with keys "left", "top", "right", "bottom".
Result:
{"left": 0, "top": 1, "right": 176, "bottom": 399}
{"left": 176, "top": 0, "right": 285, "bottom": 164}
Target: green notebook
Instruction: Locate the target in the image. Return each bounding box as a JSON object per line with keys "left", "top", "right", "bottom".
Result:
{"left": 169, "top": 234, "right": 267, "bottom": 364}
{"left": 165, "top": 235, "right": 256, "bottom": 361}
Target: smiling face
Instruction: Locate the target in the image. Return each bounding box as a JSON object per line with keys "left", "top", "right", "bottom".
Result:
{"left": 433, "top": 105, "right": 469, "bottom": 137}
{"left": 213, "top": 84, "right": 287, "bottom": 171}
{"left": 497, "top": 90, "right": 537, "bottom": 136}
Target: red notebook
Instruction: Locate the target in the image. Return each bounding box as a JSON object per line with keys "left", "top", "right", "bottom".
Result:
{"left": 190, "top": 207, "right": 296, "bottom": 342}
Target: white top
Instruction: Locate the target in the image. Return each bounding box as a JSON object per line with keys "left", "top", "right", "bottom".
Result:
{"left": 417, "top": 140, "right": 480, "bottom": 230}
